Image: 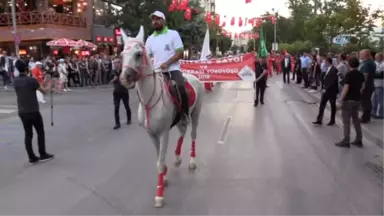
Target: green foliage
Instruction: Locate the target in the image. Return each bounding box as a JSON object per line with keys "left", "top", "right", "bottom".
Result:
{"left": 285, "top": 0, "right": 384, "bottom": 53}
{"left": 112, "top": 0, "right": 232, "bottom": 55}
{"left": 278, "top": 41, "right": 313, "bottom": 55}
{"left": 246, "top": 0, "right": 383, "bottom": 54}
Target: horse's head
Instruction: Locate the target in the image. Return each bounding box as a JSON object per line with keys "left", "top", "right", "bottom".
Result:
{"left": 119, "top": 26, "right": 150, "bottom": 89}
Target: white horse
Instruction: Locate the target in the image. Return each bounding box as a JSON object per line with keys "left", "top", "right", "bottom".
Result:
{"left": 119, "top": 26, "right": 204, "bottom": 208}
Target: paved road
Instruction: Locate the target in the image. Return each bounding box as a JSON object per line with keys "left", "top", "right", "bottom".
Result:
{"left": 0, "top": 76, "right": 382, "bottom": 215}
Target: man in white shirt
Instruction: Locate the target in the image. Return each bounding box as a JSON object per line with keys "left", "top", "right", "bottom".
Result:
{"left": 145, "top": 11, "right": 189, "bottom": 124}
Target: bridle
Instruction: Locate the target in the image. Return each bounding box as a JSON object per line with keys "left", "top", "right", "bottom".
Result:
{"left": 121, "top": 40, "right": 151, "bottom": 79}
{"left": 121, "top": 40, "right": 165, "bottom": 128}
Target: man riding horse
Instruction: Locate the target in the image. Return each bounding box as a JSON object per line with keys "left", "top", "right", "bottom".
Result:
{"left": 145, "top": 11, "right": 190, "bottom": 125}
{"left": 119, "top": 12, "right": 204, "bottom": 207}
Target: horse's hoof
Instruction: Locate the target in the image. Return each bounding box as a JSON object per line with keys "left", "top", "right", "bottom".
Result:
{"left": 174, "top": 156, "right": 182, "bottom": 167}
{"left": 188, "top": 158, "right": 197, "bottom": 170}
{"left": 154, "top": 196, "right": 164, "bottom": 208}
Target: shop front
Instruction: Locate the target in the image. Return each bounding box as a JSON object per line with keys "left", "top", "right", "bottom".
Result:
{"left": 92, "top": 24, "right": 116, "bottom": 55}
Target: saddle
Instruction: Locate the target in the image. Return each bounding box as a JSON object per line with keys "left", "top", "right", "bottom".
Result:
{"left": 163, "top": 75, "right": 196, "bottom": 128}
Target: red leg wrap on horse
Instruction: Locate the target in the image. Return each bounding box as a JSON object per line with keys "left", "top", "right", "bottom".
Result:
{"left": 175, "top": 136, "right": 184, "bottom": 156}
{"left": 156, "top": 173, "right": 164, "bottom": 197}
{"left": 191, "top": 140, "right": 196, "bottom": 158}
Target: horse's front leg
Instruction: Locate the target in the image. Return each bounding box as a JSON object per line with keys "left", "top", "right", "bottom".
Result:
{"left": 154, "top": 130, "right": 170, "bottom": 208}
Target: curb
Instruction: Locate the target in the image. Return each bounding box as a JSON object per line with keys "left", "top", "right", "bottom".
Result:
{"left": 298, "top": 85, "right": 383, "bottom": 149}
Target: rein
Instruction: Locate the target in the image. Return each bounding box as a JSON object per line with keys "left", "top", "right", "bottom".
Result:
{"left": 122, "top": 40, "right": 165, "bottom": 128}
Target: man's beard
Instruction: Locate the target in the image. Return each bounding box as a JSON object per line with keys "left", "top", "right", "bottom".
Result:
{"left": 153, "top": 25, "right": 163, "bottom": 31}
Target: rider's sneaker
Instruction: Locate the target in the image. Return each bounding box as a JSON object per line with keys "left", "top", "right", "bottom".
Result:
{"left": 40, "top": 153, "right": 55, "bottom": 162}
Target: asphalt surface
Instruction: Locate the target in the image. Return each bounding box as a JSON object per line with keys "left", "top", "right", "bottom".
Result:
{"left": 0, "top": 75, "right": 383, "bottom": 215}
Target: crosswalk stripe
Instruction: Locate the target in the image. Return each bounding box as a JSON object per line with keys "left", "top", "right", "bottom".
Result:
{"left": 0, "top": 105, "right": 17, "bottom": 108}
{"left": 0, "top": 108, "right": 16, "bottom": 114}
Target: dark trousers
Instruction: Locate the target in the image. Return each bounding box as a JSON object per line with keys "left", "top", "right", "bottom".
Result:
{"left": 311, "top": 72, "right": 321, "bottom": 90}
{"left": 103, "top": 69, "right": 111, "bottom": 84}
{"left": 283, "top": 68, "right": 290, "bottom": 83}
{"left": 342, "top": 101, "right": 362, "bottom": 142}
{"left": 317, "top": 92, "right": 337, "bottom": 123}
{"left": 0, "top": 70, "right": 10, "bottom": 86}
{"left": 163, "top": 71, "right": 189, "bottom": 115}
{"left": 301, "top": 68, "right": 309, "bottom": 87}
{"left": 19, "top": 112, "right": 46, "bottom": 160}
{"left": 292, "top": 69, "right": 296, "bottom": 80}
{"left": 79, "top": 70, "right": 87, "bottom": 86}
{"left": 296, "top": 68, "right": 302, "bottom": 83}
{"left": 68, "top": 72, "right": 80, "bottom": 87}
{"left": 361, "top": 88, "right": 374, "bottom": 121}
{"left": 255, "top": 82, "right": 266, "bottom": 102}
{"left": 113, "top": 92, "right": 131, "bottom": 126}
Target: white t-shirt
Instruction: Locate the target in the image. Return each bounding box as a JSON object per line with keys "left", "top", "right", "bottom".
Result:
{"left": 145, "top": 27, "right": 184, "bottom": 72}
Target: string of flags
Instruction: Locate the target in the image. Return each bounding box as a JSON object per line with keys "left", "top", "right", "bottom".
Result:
{"left": 205, "top": 13, "right": 276, "bottom": 28}
{"left": 222, "top": 30, "right": 260, "bottom": 39}
{"left": 167, "top": 0, "right": 275, "bottom": 39}
{"left": 168, "top": 0, "right": 199, "bottom": 20}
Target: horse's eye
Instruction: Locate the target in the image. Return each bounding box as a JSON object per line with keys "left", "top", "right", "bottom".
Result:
{"left": 135, "top": 52, "right": 142, "bottom": 59}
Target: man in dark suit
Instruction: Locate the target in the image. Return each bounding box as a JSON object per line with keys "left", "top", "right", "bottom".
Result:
{"left": 0, "top": 51, "right": 11, "bottom": 90}
{"left": 313, "top": 57, "right": 339, "bottom": 125}
{"left": 281, "top": 53, "right": 291, "bottom": 84}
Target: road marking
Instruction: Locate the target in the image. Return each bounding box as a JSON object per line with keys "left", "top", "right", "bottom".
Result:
{"left": 0, "top": 105, "right": 17, "bottom": 108}
{"left": 234, "top": 92, "right": 240, "bottom": 101}
{"left": 218, "top": 116, "right": 232, "bottom": 144}
{"left": 0, "top": 108, "right": 16, "bottom": 114}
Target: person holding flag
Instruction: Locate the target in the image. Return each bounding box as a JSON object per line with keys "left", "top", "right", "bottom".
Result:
{"left": 254, "top": 26, "right": 269, "bottom": 107}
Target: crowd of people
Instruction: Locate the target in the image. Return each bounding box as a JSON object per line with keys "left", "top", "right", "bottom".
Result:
{"left": 0, "top": 51, "right": 119, "bottom": 97}
{"left": 255, "top": 49, "right": 383, "bottom": 148}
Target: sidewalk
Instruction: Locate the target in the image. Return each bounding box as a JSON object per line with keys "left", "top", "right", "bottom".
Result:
{"left": 298, "top": 85, "right": 383, "bottom": 148}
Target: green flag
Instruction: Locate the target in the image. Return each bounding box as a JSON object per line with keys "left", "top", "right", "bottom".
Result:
{"left": 258, "top": 26, "right": 268, "bottom": 58}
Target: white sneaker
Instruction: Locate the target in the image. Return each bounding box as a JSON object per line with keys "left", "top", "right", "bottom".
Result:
{"left": 40, "top": 100, "right": 47, "bottom": 104}
{"left": 63, "top": 89, "right": 67, "bottom": 92}
{"left": 66, "top": 88, "right": 72, "bottom": 91}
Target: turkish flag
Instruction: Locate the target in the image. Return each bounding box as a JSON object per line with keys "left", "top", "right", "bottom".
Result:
{"left": 215, "top": 14, "right": 220, "bottom": 26}
{"left": 168, "top": 0, "right": 177, "bottom": 12}
{"left": 184, "top": 8, "right": 192, "bottom": 20}
{"left": 205, "top": 12, "right": 212, "bottom": 23}
{"left": 238, "top": 17, "right": 243, "bottom": 27}
{"left": 270, "top": 16, "right": 276, "bottom": 24}
{"left": 177, "top": 0, "right": 189, "bottom": 10}
{"left": 245, "top": 0, "right": 252, "bottom": 3}
{"left": 230, "top": 17, "right": 235, "bottom": 26}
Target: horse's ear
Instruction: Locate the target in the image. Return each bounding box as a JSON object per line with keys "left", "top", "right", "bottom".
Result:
{"left": 120, "top": 28, "right": 129, "bottom": 44}
{"left": 135, "top": 25, "right": 144, "bottom": 42}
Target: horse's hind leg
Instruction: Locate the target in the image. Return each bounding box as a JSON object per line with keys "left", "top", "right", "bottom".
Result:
{"left": 154, "top": 131, "right": 170, "bottom": 208}
{"left": 189, "top": 106, "right": 201, "bottom": 170}
{"left": 174, "top": 124, "right": 187, "bottom": 167}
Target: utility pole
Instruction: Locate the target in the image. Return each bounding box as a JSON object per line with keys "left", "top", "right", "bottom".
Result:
{"left": 272, "top": 8, "right": 277, "bottom": 52}
{"left": 210, "top": 0, "right": 218, "bottom": 56}
{"left": 11, "top": 0, "right": 19, "bottom": 58}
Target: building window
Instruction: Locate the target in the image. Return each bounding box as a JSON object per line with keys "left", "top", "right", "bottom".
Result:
{"left": 49, "top": 0, "right": 73, "bottom": 13}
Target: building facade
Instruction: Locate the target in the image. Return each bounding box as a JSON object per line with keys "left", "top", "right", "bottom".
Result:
{"left": 0, "top": 0, "right": 120, "bottom": 57}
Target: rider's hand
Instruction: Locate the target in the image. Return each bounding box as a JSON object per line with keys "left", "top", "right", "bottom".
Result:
{"left": 160, "top": 62, "right": 169, "bottom": 70}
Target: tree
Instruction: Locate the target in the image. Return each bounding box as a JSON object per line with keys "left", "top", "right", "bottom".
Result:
{"left": 113, "top": 0, "right": 212, "bottom": 52}
{"left": 283, "top": 0, "right": 384, "bottom": 53}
